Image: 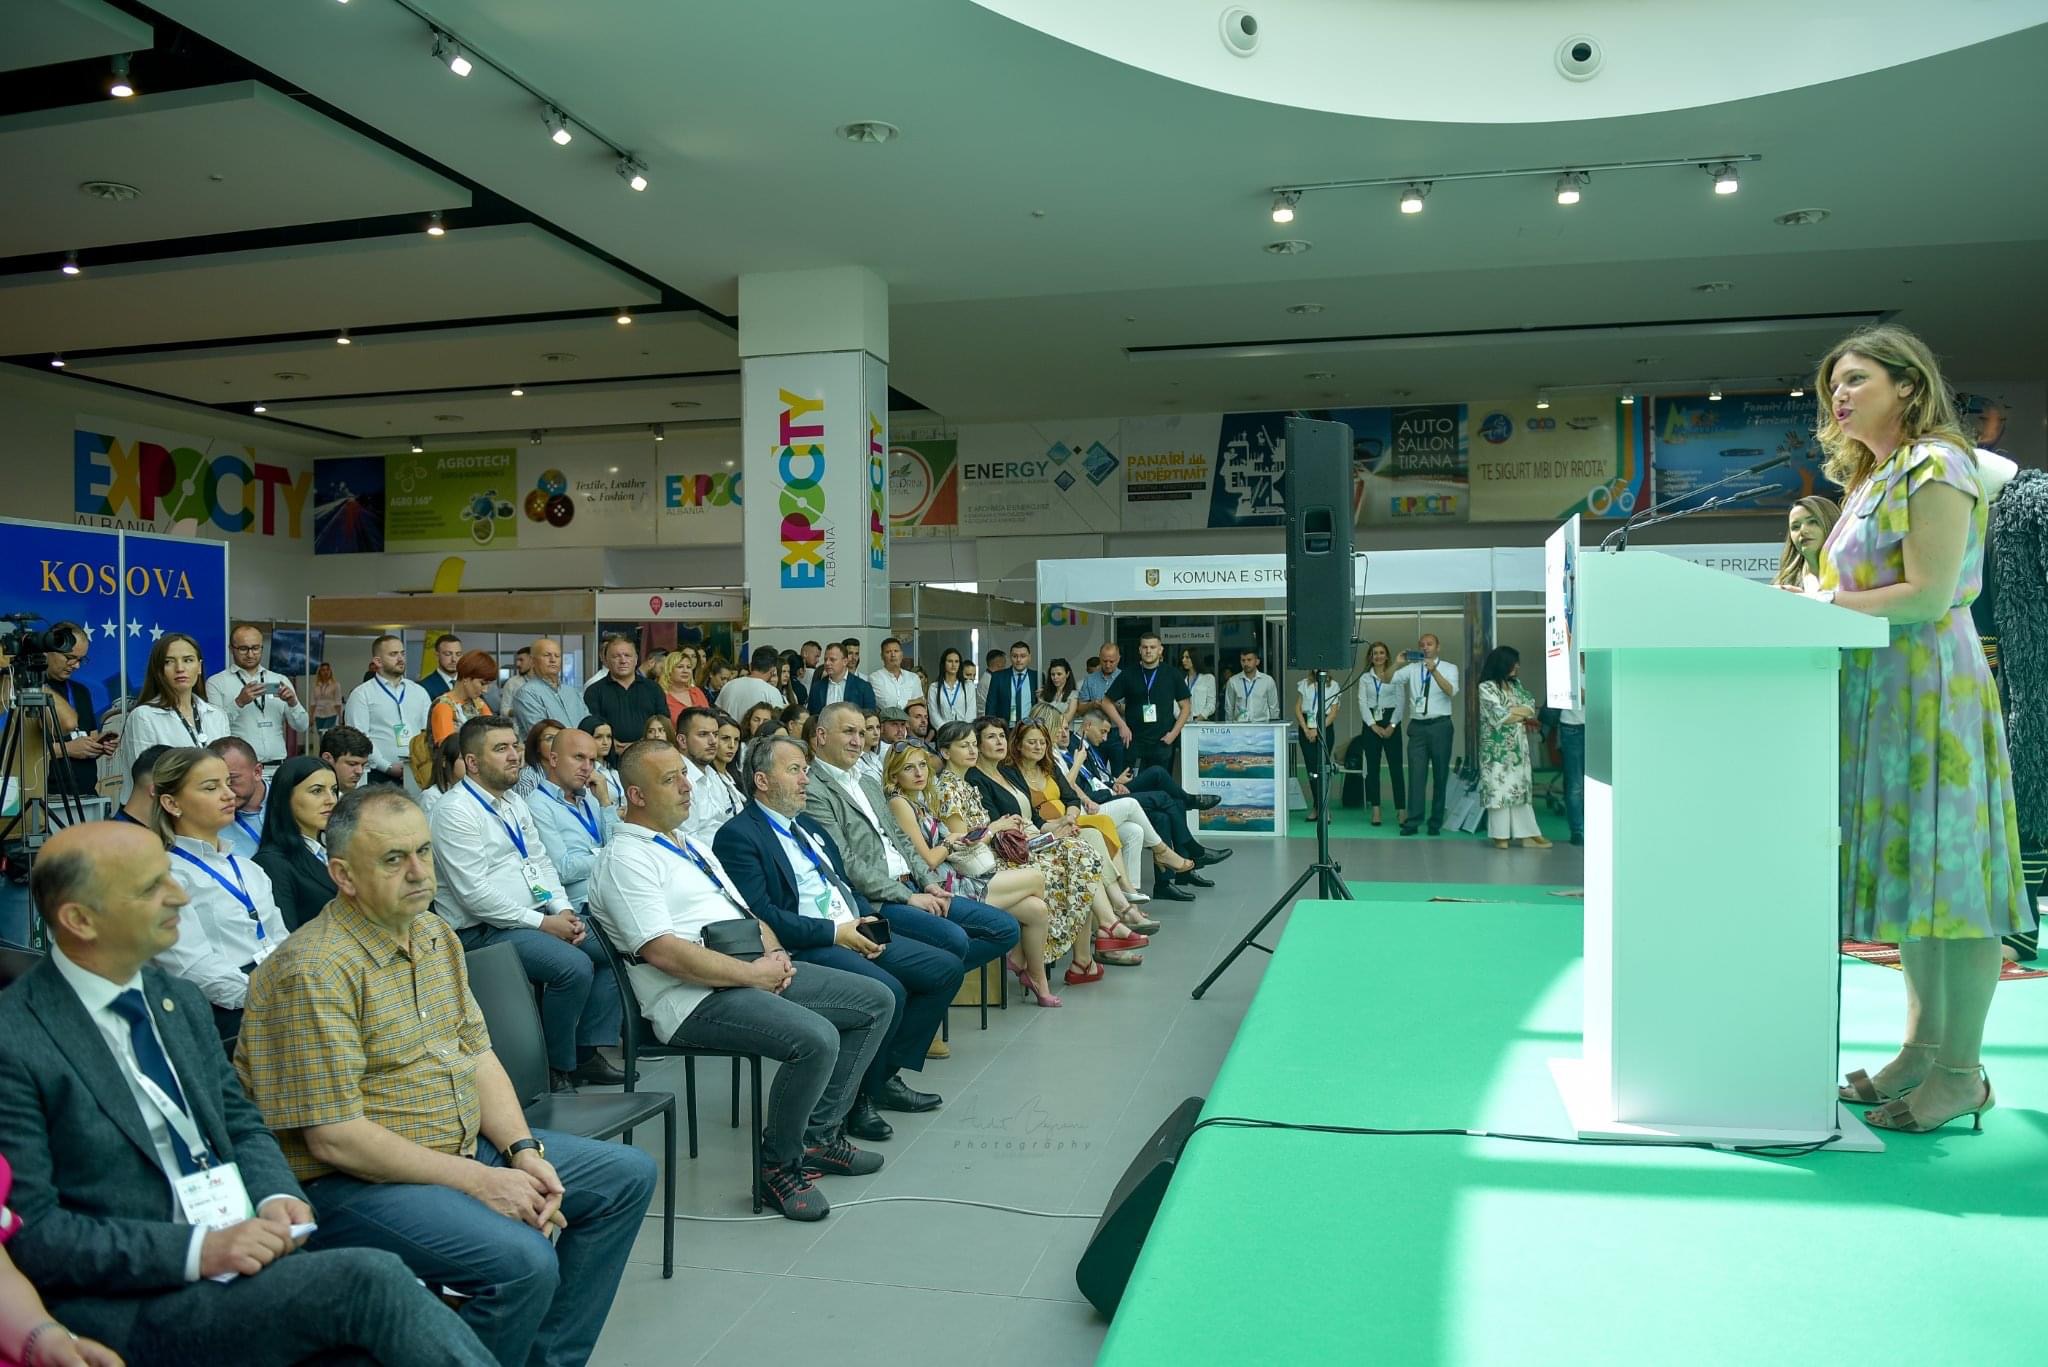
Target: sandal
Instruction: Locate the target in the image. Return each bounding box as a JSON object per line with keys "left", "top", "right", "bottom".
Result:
{"left": 1063, "top": 960, "right": 1104, "bottom": 986}
{"left": 1096, "top": 947, "right": 1144, "bottom": 967}
{"left": 1152, "top": 848, "right": 1196, "bottom": 874}
{"left": 1370, "top": 811, "right": 1382, "bottom": 827}
{"left": 1521, "top": 835, "right": 1553, "bottom": 849}
{"left": 1838, "top": 1043, "right": 1936, "bottom": 1104}
{"left": 1863, "top": 1064, "right": 1995, "bottom": 1134}
{"left": 1122, "top": 911, "right": 1162, "bottom": 934}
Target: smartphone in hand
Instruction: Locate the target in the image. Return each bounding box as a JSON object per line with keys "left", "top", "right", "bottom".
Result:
{"left": 859, "top": 916, "right": 893, "bottom": 945}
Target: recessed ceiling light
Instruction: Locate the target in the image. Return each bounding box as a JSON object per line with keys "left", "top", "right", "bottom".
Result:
{"left": 609, "top": 465, "right": 621, "bottom": 472}
{"left": 510, "top": 386, "right": 525, "bottom": 397}
{"left": 837, "top": 120, "right": 900, "bottom": 144}
{"left": 1693, "top": 281, "right": 1733, "bottom": 294}
{"left": 540, "top": 352, "right": 578, "bottom": 364}
{"left": 425, "top": 211, "right": 445, "bottom": 237}
{"left": 1788, "top": 383, "right": 1806, "bottom": 398}
{"left": 1535, "top": 390, "right": 1552, "bottom": 410}
{"left": 669, "top": 400, "right": 702, "bottom": 410}
{"left": 335, "top": 328, "right": 352, "bottom": 345}
{"left": 107, "top": 54, "right": 135, "bottom": 99}
{"left": 1619, "top": 393, "right": 1636, "bottom": 405}
{"left": 1285, "top": 303, "right": 1324, "bottom": 315}
{"left": 650, "top": 424, "right": 665, "bottom": 442}
{"left": 724, "top": 460, "right": 735, "bottom": 468}
{"left": 433, "top": 414, "right": 464, "bottom": 423}
{"left": 615, "top": 308, "right": 633, "bottom": 325}
{"left": 1774, "top": 208, "right": 1829, "bottom": 227}
{"left": 271, "top": 371, "right": 309, "bottom": 382}
{"left": 60, "top": 252, "right": 81, "bottom": 276}
{"left": 409, "top": 437, "right": 424, "bottom": 453}
{"left": 252, "top": 403, "right": 267, "bottom": 413}
{"left": 49, "top": 354, "right": 66, "bottom": 368}
{"left": 1304, "top": 370, "right": 1335, "bottom": 381}
{"left": 1708, "top": 386, "right": 1724, "bottom": 401}
{"left": 80, "top": 180, "right": 141, "bottom": 202}
{"left": 1265, "top": 240, "right": 1312, "bottom": 256}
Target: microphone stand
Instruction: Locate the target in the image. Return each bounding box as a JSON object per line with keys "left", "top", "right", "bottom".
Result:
{"left": 1600, "top": 453, "right": 1792, "bottom": 551}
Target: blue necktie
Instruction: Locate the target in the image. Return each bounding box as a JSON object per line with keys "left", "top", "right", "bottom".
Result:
{"left": 109, "top": 989, "right": 205, "bottom": 1175}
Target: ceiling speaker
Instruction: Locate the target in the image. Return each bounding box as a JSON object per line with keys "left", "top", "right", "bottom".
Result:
{"left": 1556, "top": 35, "right": 1602, "bottom": 81}
{"left": 1219, "top": 8, "right": 1260, "bottom": 56}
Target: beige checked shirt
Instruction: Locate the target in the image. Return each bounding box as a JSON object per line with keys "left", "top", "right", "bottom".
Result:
{"left": 236, "top": 899, "right": 491, "bottom": 1183}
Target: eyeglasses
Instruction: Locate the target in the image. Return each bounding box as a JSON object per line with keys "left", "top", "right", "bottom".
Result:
{"left": 232, "top": 643, "right": 264, "bottom": 653}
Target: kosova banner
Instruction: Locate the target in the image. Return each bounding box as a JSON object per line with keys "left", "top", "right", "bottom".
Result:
{"left": 953, "top": 422, "right": 1122, "bottom": 534}
{"left": 74, "top": 416, "right": 313, "bottom": 541}
{"left": 656, "top": 427, "right": 745, "bottom": 547}
{"left": 1467, "top": 398, "right": 1651, "bottom": 522}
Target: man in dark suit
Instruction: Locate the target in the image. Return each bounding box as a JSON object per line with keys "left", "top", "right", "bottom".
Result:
{"left": 982, "top": 640, "right": 1040, "bottom": 728}
{"left": 714, "top": 735, "right": 960, "bottom": 1143}
{"left": 0, "top": 821, "right": 489, "bottom": 1367}
{"left": 804, "top": 642, "right": 876, "bottom": 716}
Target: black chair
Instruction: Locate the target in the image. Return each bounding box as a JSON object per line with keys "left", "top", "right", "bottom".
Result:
{"left": 464, "top": 942, "right": 677, "bottom": 1277}
{"left": 945, "top": 958, "right": 1004, "bottom": 1034}
{"left": 582, "top": 914, "right": 764, "bottom": 1213}
{"left": 0, "top": 941, "right": 45, "bottom": 989}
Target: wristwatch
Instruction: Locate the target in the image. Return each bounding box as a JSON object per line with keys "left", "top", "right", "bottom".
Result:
{"left": 506, "top": 1137, "right": 546, "bottom": 1161}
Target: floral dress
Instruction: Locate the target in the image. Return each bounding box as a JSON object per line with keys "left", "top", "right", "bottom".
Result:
{"left": 1478, "top": 680, "right": 1536, "bottom": 809}
{"left": 933, "top": 768, "right": 1096, "bottom": 964}
{"left": 1821, "top": 442, "right": 2032, "bottom": 942}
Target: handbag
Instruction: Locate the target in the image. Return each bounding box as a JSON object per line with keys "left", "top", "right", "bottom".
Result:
{"left": 990, "top": 826, "right": 1031, "bottom": 866}
{"left": 700, "top": 917, "right": 765, "bottom": 961}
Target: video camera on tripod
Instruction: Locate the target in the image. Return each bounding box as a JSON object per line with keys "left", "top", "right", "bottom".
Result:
{"left": 0, "top": 612, "right": 71, "bottom": 693}
{"left": 1, "top": 612, "right": 100, "bottom": 851}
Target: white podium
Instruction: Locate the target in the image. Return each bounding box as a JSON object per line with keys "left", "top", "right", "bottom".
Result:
{"left": 1547, "top": 547, "right": 1893, "bottom": 1150}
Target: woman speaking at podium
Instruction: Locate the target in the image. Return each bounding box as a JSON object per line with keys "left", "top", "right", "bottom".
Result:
{"left": 1810, "top": 325, "right": 2032, "bottom": 1134}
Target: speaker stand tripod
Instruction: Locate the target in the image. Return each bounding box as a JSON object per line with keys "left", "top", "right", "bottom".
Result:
{"left": 1192, "top": 709, "right": 1350, "bottom": 1000}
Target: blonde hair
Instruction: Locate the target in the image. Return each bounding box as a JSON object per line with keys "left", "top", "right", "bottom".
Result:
{"left": 1813, "top": 325, "right": 1974, "bottom": 493}
{"left": 658, "top": 651, "right": 696, "bottom": 692}
{"left": 1773, "top": 495, "right": 1842, "bottom": 588}
{"left": 882, "top": 742, "right": 930, "bottom": 799}
{"left": 150, "top": 747, "right": 223, "bottom": 849}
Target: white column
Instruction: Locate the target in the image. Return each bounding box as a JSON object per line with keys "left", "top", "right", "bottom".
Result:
{"left": 740, "top": 267, "right": 891, "bottom": 651}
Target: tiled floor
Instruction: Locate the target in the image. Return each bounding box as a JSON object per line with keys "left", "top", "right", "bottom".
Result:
{"left": 589, "top": 828, "right": 1582, "bottom": 1366}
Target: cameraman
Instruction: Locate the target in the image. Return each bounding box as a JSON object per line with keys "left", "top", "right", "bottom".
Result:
{"left": 41, "top": 621, "right": 119, "bottom": 798}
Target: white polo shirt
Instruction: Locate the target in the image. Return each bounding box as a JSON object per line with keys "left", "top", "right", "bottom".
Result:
{"left": 588, "top": 823, "right": 756, "bottom": 1041}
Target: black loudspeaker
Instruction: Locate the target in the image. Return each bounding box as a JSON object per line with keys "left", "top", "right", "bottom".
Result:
{"left": 1285, "top": 416, "right": 1356, "bottom": 670}
{"left": 1075, "top": 1096, "right": 1204, "bottom": 1317}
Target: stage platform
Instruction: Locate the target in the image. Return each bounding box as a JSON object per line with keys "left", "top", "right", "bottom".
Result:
{"left": 1099, "top": 892, "right": 2048, "bottom": 1366}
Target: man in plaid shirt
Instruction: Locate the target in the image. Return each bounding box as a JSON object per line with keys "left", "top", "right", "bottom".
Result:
{"left": 236, "top": 787, "right": 654, "bottom": 1367}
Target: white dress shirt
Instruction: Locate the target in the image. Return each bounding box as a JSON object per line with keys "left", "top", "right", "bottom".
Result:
{"left": 760, "top": 805, "right": 855, "bottom": 927}
{"left": 1187, "top": 673, "right": 1218, "bottom": 722}
{"left": 221, "top": 798, "right": 266, "bottom": 860}
{"left": 818, "top": 676, "right": 848, "bottom": 708}
{"left": 867, "top": 668, "right": 924, "bottom": 711}
{"left": 1394, "top": 658, "right": 1461, "bottom": 721}
{"left": 113, "top": 699, "right": 230, "bottom": 803}
{"left": 1295, "top": 676, "right": 1341, "bottom": 729}
{"left": 528, "top": 779, "right": 620, "bottom": 909}
{"left": 204, "top": 668, "right": 309, "bottom": 767}
{"left": 1223, "top": 671, "right": 1281, "bottom": 723}
{"left": 160, "top": 835, "right": 289, "bottom": 1011}
{"left": 816, "top": 759, "right": 912, "bottom": 880}
{"left": 429, "top": 780, "right": 570, "bottom": 931}
{"left": 1358, "top": 671, "right": 1410, "bottom": 729}
{"left": 588, "top": 824, "right": 759, "bottom": 1041}
{"left": 681, "top": 755, "right": 744, "bottom": 841}
{"left": 341, "top": 675, "right": 431, "bottom": 781}
{"left": 49, "top": 945, "right": 290, "bottom": 1280}
{"left": 926, "top": 679, "right": 977, "bottom": 727}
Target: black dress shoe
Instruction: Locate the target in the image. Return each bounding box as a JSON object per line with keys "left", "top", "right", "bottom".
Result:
{"left": 1150, "top": 880, "right": 1197, "bottom": 902}
{"left": 569, "top": 1054, "right": 627, "bottom": 1087}
{"left": 1427, "top": 823, "right": 1442, "bottom": 836}
{"left": 1570, "top": 834, "right": 1584, "bottom": 847}
{"left": 872, "top": 1074, "right": 942, "bottom": 1113}
{"left": 1398, "top": 825, "right": 1419, "bottom": 837}
{"left": 1193, "top": 847, "right": 1233, "bottom": 866}
{"left": 1175, "top": 870, "right": 1215, "bottom": 889}
{"left": 844, "top": 1096, "right": 894, "bottom": 1141}
{"left": 1191, "top": 793, "right": 1223, "bottom": 811}
{"left": 549, "top": 1070, "right": 578, "bottom": 1094}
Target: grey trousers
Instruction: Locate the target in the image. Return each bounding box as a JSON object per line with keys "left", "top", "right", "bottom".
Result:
{"left": 61, "top": 1246, "right": 493, "bottom": 1367}
{"left": 1405, "top": 718, "right": 1454, "bottom": 828}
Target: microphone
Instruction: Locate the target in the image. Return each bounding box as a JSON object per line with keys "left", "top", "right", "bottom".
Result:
{"left": 1600, "top": 452, "right": 1792, "bottom": 551}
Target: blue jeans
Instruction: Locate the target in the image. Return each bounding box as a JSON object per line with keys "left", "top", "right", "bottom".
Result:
{"left": 1559, "top": 722, "right": 1586, "bottom": 839}
{"left": 796, "top": 918, "right": 964, "bottom": 1091}
{"left": 304, "top": 1130, "right": 656, "bottom": 1367}
{"left": 881, "top": 894, "right": 1019, "bottom": 975}
{"left": 456, "top": 924, "right": 621, "bottom": 1072}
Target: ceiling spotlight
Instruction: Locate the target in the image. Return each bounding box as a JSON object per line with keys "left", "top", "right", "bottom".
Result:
{"left": 1789, "top": 383, "right": 1806, "bottom": 398}
{"left": 425, "top": 211, "right": 445, "bottom": 237}
{"left": 60, "top": 252, "right": 81, "bottom": 276}
{"left": 409, "top": 437, "right": 424, "bottom": 454}
{"left": 335, "top": 328, "right": 352, "bottom": 345}
{"left": 1398, "top": 183, "right": 1429, "bottom": 215}
{"left": 543, "top": 106, "right": 572, "bottom": 146}
{"left": 252, "top": 403, "right": 267, "bottom": 414}
{"left": 1554, "top": 172, "right": 1586, "bottom": 206}
{"left": 529, "top": 429, "right": 545, "bottom": 445}
{"left": 616, "top": 156, "right": 649, "bottom": 192}
{"left": 1270, "top": 191, "right": 1300, "bottom": 225}
{"left": 1708, "top": 162, "right": 1740, "bottom": 195}
{"left": 1708, "top": 386, "right": 1724, "bottom": 401}
{"left": 652, "top": 424, "right": 666, "bottom": 442}
{"left": 615, "top": 307, "right": 633, "bottom": 325}
{"left": 50, "top": 354, "right": 66, "bottom": 368}
{"left": 1535, "top": 390, "right": 1552, "bottom": 410}
{"left": 107, "top": 54, "right": 135, "bottom": 98}
{"left": 432, "top": 33, "right": 472, "bottom": 77}
{"left": 509, "top": 386, "right": 525, "bottom": 397}
{"left": 1619, "top": 393, "right": 1636, "bottom": 406}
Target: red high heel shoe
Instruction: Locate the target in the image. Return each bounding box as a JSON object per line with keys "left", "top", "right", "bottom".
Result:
{"left": 1063, "top": 960, "right": 1105, "bottom": 986}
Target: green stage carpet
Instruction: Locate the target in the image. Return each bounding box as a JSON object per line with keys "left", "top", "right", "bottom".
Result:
{"left": 1101, "top": 886, "right": 2048, "bottom": 1367}
{"left": 1288, "top": 777, "right": 1574, "bottom": 842}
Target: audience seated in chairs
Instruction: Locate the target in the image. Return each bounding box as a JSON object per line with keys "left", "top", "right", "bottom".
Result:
{"left": 250, "top": 756, "right": 339, "bottom": 932}
{"left": 317, "top": 723, "right": 373, "bottom": 793}
{"left": 587, "top": 742, "right": 896, "bottom": 1222}
{"left": 676, "top": 707, "right": 745, "bottom": 840}
{"left": 150, "top": 748, "right": 292, "bottom": 1041}
{"left": 527, "top": 724, "right": 619, "bottom": 911}
{"left": 234, "top": 786, "right": 654, "bottom": 1367}
{"left": 113, "top": 743, "right": 171, "bottom": 826}
{"left": 428, "top": 716, "right": 623, "bottom": 1093}
{"left": 0, "top": 821, "right": 491, "bottom": 1367}
{"left": 714, "top": 735, "right": 960, "bottom": 1140}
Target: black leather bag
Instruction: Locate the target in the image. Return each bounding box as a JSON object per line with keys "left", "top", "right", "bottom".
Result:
{"left": 701, "top": 917, "right": 765, "bottom": 961}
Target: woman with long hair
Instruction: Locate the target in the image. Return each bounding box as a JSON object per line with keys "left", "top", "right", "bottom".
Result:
{"left": 427, "top": 649, "right": 497, "bottom": 743}
{"left": 883, "top": 743, "right": 1060, "bottom": 1005}
{"left": 114, "top": 634, "right": 229, "bottom": 802}
{"left": 739, "top": 701, "right": 779, "bottom": 741}
{"left": 777, "top": 703, "right": 810, "bottom": 739}
{"left": 1180, "top": 648, "right": 1217, "bottom": 723}
{"left": 420, "top": 732, "right": 465, "bottom": 814}
{"left": 1358, "top": 641, "right": 1407, "bottom": 828}
{"left": 776, "top": 652, "right": 803, "bottom": 707}
{"left": 310, "top": 660, "right": 342, "bottom": 735}
{"left": 659, "top": 650, "right": 709, "bottom": 724}
{"left": 1810, "top": 325, "right": 2031, "bottom": 1133}
{"left": 927, "top": 647, "right": 975, "bottom": 727}
{"left": 1034, "top": 658, "right": 1079, "bottom": 732}
{"left": 252, "top": 756, "right": 338, "bottom": 931}
{"left": 1476, "top": 646, "right": 1549, "bottom": 849}
{"left": 1773, "top": 495, "right": 1843, "bottom": 591}
{"left": 640, "top": 714, "right": 678, "bottom": 750}
{"left": 152, "top": 747, "right": 290, "bottom": 1039}
{"left": 517, "top": 717, "right": 566, "bottom": 797}
{"left": 714, "top": 712, "right": 744, "bottom": 784}
{"left": 580, "top": 715, "right": 617, "bottom": 767}
{"left": 1009, "top": 719, "right": 1164, "bottom": 923}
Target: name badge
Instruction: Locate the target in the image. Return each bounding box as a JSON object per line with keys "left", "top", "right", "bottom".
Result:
{"left": 520, "top": 859, "right": 552, "bottom": 905}
{"left": 174, "top": 1160, "right": 253, "bottom": 1228}
{"left": 393, "top": 722, "right": 409, "bottom": 743}
{"left": 1142, "top": 704, "right": 1158, "bottom": 724}
{"left": 251, "top": 937, "right": 277, "bottom": 967}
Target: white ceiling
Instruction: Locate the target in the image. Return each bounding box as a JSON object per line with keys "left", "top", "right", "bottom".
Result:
{"left": 7, "top": 1, "right": 2046, "bottom": 439}
{"left": 1, "top": 0, "right": 151, "bottom": 75}
{"left": 258, "top": 374, "right": 739, "bottom": 441}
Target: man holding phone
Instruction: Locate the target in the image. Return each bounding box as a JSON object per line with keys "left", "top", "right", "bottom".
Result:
{"left": 715, "top": 735, "right": 961, "bottom": 1142}
{"left": 1394, "top": 634, "right": 1461, "bottom": 836}
{"left": 207, "top": 625, "right": 309, "bottom": 776}
{"left": 39, "top": 621, "right": 120, "bottom": 799}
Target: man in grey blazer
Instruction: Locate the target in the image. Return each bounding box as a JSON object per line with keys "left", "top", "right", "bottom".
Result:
{"left": 0, "top": 822, "right": 489, "bottom": 1367}
{"left": 803, "top": 704, "right": 1019, "bottom": 1004}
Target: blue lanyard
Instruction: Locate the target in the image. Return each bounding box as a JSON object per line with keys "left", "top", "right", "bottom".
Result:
{"left": 545, "top": 782, "right": 601, "bottom": 842}
{"left": 652, "top": 834, "right": 748, "bottom": 912}
{"left": 373, "top": 678, "right": 406, "bottom": 711}
{"left": 233, "top": 812, "right": 262, "bottom": 843}
{"left": 1240, "top": 676, "right": 1257, "bottom": 707}
{"left": 760, "top": 808, "right": 828, "bottom": 877}
{"left": 169, "top": 846, "right": 263, "bottom": 938}
{"left": 463, "top": 781, "right": 527, "bottom": 857}
{"left": 1142, "top": 667, "right": 1159, "bottom": 694}
{"left": 941, "top": 681, "right": 962, "bottom": 710}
